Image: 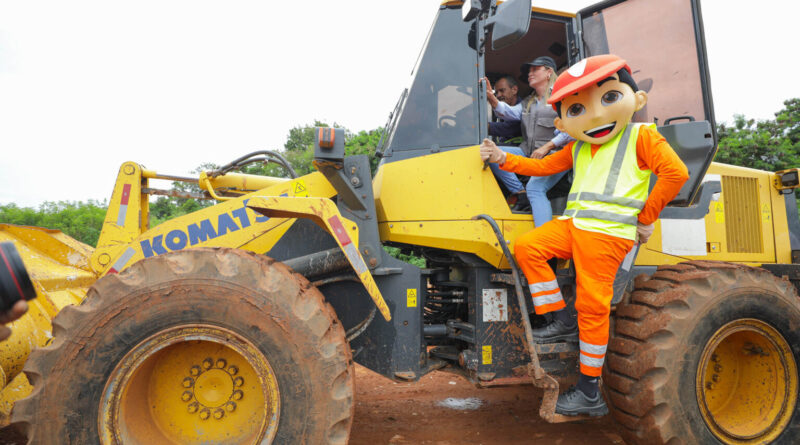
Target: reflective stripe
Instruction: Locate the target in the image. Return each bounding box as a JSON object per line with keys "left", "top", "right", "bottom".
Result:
{"left": 529, "top": 279, "right": 559, "bottom": 295}
{"left": 563, "top": 209, "right": 639, "bottom": 225}
{"left": 566, "top": 123, "right": 652, "bottom": 239}
{"left": 571, "top": 192, "right": 645, "bottom": 210}
{"left": 580, "top": 340, "right": 608, "bottom": 356}
{"left": 603, "top": 124, "right": 635, "bottom": 196}
{"left": 532, "top": 291, "right": 564, "bottom": 306}
{"left": 580, "top": 353, "right": 605, "bottom": 369}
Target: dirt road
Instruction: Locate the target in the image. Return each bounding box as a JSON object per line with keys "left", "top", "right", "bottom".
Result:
{"left": 351, "top": 365, "right": 625, "bottom": 445}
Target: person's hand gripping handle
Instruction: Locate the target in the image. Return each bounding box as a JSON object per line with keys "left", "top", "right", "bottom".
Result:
{"left": 480, "top": 138, "right": 505, "bottom": 169}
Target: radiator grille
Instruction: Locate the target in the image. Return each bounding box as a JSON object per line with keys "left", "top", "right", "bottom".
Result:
{"left": 722, "top": 176, "right": 763, "bottom": 253}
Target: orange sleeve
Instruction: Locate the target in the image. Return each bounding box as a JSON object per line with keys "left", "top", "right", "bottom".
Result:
{"left": 499, "top": 143, "right": 574, "bottom": 177}
{"left": 636, "top": 126, "right": 689, "bottom": 225}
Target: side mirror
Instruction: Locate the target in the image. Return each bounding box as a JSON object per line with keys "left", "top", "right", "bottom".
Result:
{"left": 462, "top": 0, "right": 483, "bottom": 22}
{"left": 487, "top": 0, "right": 531, "bottom": 50}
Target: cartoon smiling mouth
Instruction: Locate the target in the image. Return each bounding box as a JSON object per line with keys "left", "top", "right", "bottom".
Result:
{"left": 584, "top": 122, "right": 616, "bottom": 138}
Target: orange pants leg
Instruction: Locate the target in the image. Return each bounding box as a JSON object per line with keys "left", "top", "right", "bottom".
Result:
{"left": 513, "top": 219, "right": 573, "bottom": 315}
{"left": 570, "top": 224, "right": 635, "bottom": 377}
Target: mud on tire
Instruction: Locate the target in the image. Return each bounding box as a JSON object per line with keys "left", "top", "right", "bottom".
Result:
{"left": 11, "top": 248, "right": 353, "bottom": 444}
{"left": 604, "top": 261, "right": 800, "bottom": 445}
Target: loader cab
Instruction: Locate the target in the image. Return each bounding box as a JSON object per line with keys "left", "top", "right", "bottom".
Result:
{"left": 378, "top": 0, "right": 717, "bottom": 209}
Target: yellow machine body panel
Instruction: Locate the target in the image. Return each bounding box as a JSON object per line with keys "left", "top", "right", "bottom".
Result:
{"left": 638, "top": 162, "right": 784, "bottom": 266}
{"left": 374, "top": 145, "right": 533, "bottom": 268}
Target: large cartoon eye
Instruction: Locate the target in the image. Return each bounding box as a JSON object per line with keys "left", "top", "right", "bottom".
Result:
{"left": 601, "top": 90, "right": 623, "bottom": 106}
{"left": 566, "top": 103, "right": 585, "bottom": 117}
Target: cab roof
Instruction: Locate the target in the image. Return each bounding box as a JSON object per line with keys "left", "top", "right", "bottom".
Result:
{"left": 440, "top": 1, "right": 575, "bottom": 18}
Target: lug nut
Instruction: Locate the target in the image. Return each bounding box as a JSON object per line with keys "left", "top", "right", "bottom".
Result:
{"left": 213, "top": 408, "right": 225, "bottom": 420}
{"left": 199, "top": 408, "right": 210, "bottom": 420}
{"left": 711, "top": 353, "right": 718, "bottom": 362}
{"left": 182, "top": 377, "right": 194, "bottom": 388}
{"left": 228, "top": 365, "right": 239, "bottom": 375}
{"left": 181, "top": 391, "right": 193, "bottom": 402}
{"left": 190, "top": 365, "right": 202, "bottom": 376}
{"left": 714, "top": 364, "right": 722, "bottom": 372}
{"left": 226, "top": 401, "right": 237, "bottom": 412}
{"left": 188, "top": 402, "right": 199, "bottom": 413}
{"left": 215, "top": 358, "right": 227, "bottom": 369}
{"left": 233, "top": 376, "right": 244, "bottom": 387}
{"left": 233, "top": 390, "right": 244, "bottom": 401}
{"left": 706, "top": 382, "right": 714, "bottom": 390}
{"left": 202, "top": 358, "right": 214, "bottom": 369}
{"left": 712, "top": 374, "right": 720, "bottom": 382}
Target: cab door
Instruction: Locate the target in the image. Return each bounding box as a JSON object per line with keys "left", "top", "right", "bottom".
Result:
{"left": 577, "top": 0, "right": 716, "bottom": 206}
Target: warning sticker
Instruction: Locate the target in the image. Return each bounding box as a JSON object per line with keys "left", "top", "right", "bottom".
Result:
{"left": 482, "top": 345, "right": 492, "bottom": 365}
{"left": 407, "top": 289, "right": 417, "bottom": 307}
{"left": 762, "top": 203, "right": 771, "bottom": 221}
{"left": 482, "top": 289, "right": 507, "bottom": 322}
{"left": 293, "top": 180, "right": 308, "bottom": 197}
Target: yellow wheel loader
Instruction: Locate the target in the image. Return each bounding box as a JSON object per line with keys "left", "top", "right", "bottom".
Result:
{"left": 2, "top": 1, "right": 800, "bottom": 444}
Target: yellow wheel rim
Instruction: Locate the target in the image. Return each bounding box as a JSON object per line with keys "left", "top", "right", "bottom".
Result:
{"left": 696, "top": 319, "right": 798, "bottom": 444}
{"left": 99, "top": 325, "right": 280, "bottom": 444}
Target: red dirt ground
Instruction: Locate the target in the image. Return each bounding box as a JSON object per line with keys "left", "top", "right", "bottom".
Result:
{"left": 350, "top": 365, "right": 625, "bottom": 445}
{"left": 0, "top": 364, "right": 625, "bottom": 444}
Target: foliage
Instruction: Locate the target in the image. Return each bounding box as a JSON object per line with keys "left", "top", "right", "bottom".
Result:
{"left": 383, "top": 246, "right": 426, "bottom": 268}
{"left": 0, "top": 201, "right": 107, "bottom": 246}
{"left": 241, "top": 120, "right": 383, "bottom": 177}
{"left": 715, "top": 98, "right": 800, "bottom": 171}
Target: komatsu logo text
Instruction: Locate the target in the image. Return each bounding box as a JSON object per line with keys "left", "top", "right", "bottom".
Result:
{"left": 140, "top": 201, "right": 268, "bottom": 258}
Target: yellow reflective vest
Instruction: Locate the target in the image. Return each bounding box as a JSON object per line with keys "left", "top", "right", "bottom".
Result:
{"left": 560, "top": 123, "right": 653, "bottom": 240}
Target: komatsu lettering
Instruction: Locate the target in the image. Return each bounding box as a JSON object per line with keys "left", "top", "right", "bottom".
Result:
{"left": 140, "top": 203, "right": 268, "bottom": 258}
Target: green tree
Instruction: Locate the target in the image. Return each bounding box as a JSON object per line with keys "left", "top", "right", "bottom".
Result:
{"left": 715, "top": 99, "right": 800, "bottom": 171}
{"left": 0, "top": 201, "right": 107, "bottom": 246}
{"left": 240, "top": 121, "right": 383, "bottom": 177}
{"left": 345, "top": 128, "right": 384, "bottom": 174}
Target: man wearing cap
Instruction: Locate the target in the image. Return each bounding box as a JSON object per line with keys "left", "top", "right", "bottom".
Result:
{"left": 485, "top": 56, "right": 574, "bottom": 218}
{"left": 486, "top": 75, "right": 523, "bottom": 145}
{"left": 480, "top": 54, "right": 689, "bottom": 415}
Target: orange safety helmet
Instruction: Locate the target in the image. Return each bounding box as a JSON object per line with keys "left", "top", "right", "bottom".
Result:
{"left": 547, "top": 54, "right": 631, "bottom": 109}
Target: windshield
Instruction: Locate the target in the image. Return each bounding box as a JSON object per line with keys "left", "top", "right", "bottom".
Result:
{"left": 580, "top": 0, "right": 714, "bottom": 127}
{"left": 384, "top": 7, "right": 480, "bottom": 154}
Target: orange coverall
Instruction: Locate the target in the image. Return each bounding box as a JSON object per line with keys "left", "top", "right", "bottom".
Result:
{"left": 500, "top": 126, "right": 689, "bottom": 376}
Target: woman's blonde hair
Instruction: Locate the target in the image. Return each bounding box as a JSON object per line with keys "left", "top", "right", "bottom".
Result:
{"left": 526, "top": 67, "right": 558, "bottom": 110}
{"left": 533, "top": 67, "right": 558, "bottom": 103}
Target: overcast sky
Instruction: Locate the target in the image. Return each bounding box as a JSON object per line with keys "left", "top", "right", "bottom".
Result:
{"left": 1, "top": 1, "right": 796, "bottom": 207}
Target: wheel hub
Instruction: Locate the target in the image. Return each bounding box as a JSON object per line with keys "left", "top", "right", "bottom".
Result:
{"left": 99, "top": 325, "right": 280, "bottom": 444}
{"left": 697, "top": 319, "right": 798, "bottom": 444}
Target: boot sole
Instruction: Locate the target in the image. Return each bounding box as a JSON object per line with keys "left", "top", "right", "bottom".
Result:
{"left": 533, "top": 332, "right": 579, "bottom": 344}
{"left": 556, "top": 405, "right": 609, "bottom": 417}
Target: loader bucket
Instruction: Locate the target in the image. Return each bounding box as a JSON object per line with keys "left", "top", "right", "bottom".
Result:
{"left": 0, "top": 224, "right": 96, "bottom": 424}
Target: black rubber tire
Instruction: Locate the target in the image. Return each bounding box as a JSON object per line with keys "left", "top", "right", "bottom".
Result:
{"left": 11, "top": 248, "right": 353, "bottom": 444}
{"left": 604, "top": 261, "right": 800, "bottom": 445}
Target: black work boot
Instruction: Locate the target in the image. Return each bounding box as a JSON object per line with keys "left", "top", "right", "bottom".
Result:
{"left": 511, "top": 192, "right": 531, "bottom": 212}
{"left": 530, "top": 318, "right": 578, "bottom": 343}
{"left": 555, "top": 385, "right": 609, "bottom": 417}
